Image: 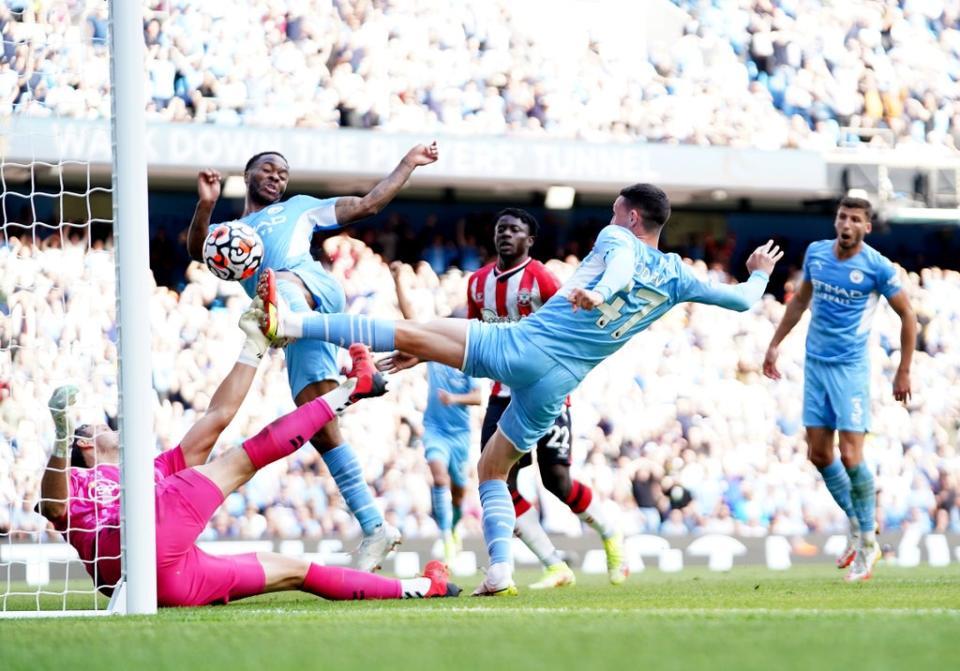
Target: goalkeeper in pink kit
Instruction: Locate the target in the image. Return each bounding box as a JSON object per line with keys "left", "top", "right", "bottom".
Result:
{"left": 39, "top": 305, "right": 459, "bottom": 607}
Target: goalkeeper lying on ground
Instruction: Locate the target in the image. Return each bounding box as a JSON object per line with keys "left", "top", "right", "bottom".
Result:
{"left": 39, "top": 302, "right": 459, "bottom": 607}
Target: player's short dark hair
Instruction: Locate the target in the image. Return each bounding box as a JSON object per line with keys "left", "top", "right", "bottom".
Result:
{"left": 494, "top": 207, "right": 539, "bottom": 237}
{"left": 619, "top": 183, "right": 671, "bottom": 230}
{"left": 70, "top": 423, "right": 92, "bottom": 469}
{"left": 244, "top": 151, "right": 289, "bottom": 173}
{"left": 838, "top": 196, "right": 873, "bottom": 220}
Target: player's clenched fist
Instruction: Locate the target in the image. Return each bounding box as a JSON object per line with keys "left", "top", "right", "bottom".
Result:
{"left": 567, "top": 287, "right": 604, "bottom": 312}
{"left": 404, "top": 141, "right": 439, "bottom": 167}
{"left": 197, "top": 169, "right": 222, "bottom": 204}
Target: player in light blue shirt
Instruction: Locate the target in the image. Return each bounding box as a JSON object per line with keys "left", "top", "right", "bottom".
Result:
{"left": 259, "top": 183, "right": 783, "bottom": 595}
{"left": 764, "top": 196, "right": 915, "bottom": 582}
{"left": 187, "top": 142, "right": 439, "bottom": 572}
{"left": 391, "top": 262, "right": 482, "bottom": 566}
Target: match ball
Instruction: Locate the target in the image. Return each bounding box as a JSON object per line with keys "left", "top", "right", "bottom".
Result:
{"left": 202, "top": 221, "right": 263, "bottom": 281}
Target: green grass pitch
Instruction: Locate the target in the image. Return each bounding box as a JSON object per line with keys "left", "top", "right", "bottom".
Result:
{"left": 3, "top": 565, "right": 958, "bottom": 671}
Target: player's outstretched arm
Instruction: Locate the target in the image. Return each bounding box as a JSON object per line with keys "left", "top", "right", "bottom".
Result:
{"left": 186, "top": 169, "right": 222, "bottom": 260}
{"left": 334, "top": 142, "right": 438, "bottom": 225}
{"left": 886, "top": 290, "right": 916, "bottom": 402}
{"left": 684, "top": 241, "right": 782, "bottom": 313}
{"left": 390, "top": 261, "right": 418, "bottom": 320}
{"left": 178, "top": 303, "right": 273, "bottom": 466}
{"left": 39, "top": 385, "right": 78, "bottom": 522}
{"left": 763, "top": 279, "right": 812, "bottom": 380}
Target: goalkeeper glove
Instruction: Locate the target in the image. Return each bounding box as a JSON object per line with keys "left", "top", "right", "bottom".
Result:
{"left": 48, "top": 384, "right": 78, "bottom": 459}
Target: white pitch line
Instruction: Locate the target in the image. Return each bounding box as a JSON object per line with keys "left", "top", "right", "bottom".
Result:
{"left": 237, "top": 606, "right": 960, "bottom": 617}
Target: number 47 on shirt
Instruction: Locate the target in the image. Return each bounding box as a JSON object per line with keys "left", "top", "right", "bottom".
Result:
{"left": 595, "top": 283, "right": 668, "bottom": 339}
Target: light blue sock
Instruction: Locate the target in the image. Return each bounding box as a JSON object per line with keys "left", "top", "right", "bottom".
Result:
{"left": 431, "top": 486, "right": 453, "bottom": 533}
{"left": 818, "top": 459, "right": 856, "bottom": 522}
{"left": 322, "top": 444, "right": 382, "bottom": 535}
{"left": 301, "top": 313, "right": 395, "bottom": 351}
{"left": 479, "top": 479, "right": 515, "bottom": 566}
{"left": 277, "top": 279, "right": 311, "bottom": 314}
{"left": 846, "top": 462, "right": 876, "bottom": 534}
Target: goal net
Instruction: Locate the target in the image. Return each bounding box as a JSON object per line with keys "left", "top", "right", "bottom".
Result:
{"left": 0, "top": 0, "right": 155, "bottom": 617}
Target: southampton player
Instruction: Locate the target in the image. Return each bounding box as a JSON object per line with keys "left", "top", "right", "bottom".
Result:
{"left": 40, "top": 307, "right": 460, "bottom": 606}
{"left": 186, "top": 143, "right": 438, "bottom": 571}
{"left": 467, "top": 208, "right": 626, "bottom": 589}
{"left": 391, "top": 261, "right": 482, "bottom": 565}
{"left": 258, "top": 184, "right": 782, "bottom": 595}
{"left": 763, "top": 196, "right": 915, "bottom": 582}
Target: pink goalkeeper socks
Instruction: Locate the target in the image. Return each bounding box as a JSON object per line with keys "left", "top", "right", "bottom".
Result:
{"left": 241, "top": 398, "right": 335, "bottom": 469}
{"left": 302, "top": 563, "right": 402, "bottom": 600}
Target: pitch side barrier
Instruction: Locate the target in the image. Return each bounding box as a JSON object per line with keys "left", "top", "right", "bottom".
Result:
{"left": 4, "top": 533, "right": 956, "bottom": 585}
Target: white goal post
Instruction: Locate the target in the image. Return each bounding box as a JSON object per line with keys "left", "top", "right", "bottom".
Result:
{"left": 0, "top": 0, "right": 156, "bottom": 617}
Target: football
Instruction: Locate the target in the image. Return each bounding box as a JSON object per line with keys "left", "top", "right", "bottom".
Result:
{"left": 202, "top": 221, "right": 264, "bottom": 281}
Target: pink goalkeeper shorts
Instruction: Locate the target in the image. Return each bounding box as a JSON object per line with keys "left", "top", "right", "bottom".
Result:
{"left": 154, "top": 466, "right": 266, "bottom": 607}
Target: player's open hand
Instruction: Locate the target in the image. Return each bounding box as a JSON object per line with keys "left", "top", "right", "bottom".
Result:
{"left": 893, "top": 367, "right": 911, "bottom": 403}
{"left": 762, "top": 345, "right": 781, "bottom": 380}
{"left": 746, "top": 240, "right": 784, "bottom": 276}
{"left": 197, "top": 169, "right": 222, "bottom": 204}
{"left": 48, "top": 384, "right": 78, "bottom": 442}
{"left": 568, "top": 288, "right": 604, "bottom": 312}
{"left": 377, "top": 350, "right": 420, "bottom": 373}
{"left": 405, "top": 142, "right": 439, "bottom": 167}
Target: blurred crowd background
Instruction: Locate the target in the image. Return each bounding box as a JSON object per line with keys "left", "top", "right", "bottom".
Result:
{"left": 2, "top": 231, "right": 958, "bottom": 546}
{"left": 4, "top": 0, "right": 960, "bottom": 149}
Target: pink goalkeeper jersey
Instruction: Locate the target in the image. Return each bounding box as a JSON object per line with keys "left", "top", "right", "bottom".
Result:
{"left": 51, "top": 448, "right": 186, "bottom": 592}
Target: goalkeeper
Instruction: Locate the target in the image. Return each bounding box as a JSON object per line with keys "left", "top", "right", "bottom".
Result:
{"left": 39, "top": 303, "right": 459, "bottom": 607}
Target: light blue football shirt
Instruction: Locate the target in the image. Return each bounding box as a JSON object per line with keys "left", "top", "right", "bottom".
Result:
{"left": 517, "top": 225, "right": 770, "bottom": 380}
{"left": 234, "top": 194, "right": 341, "bottom": 297}
{"left": 423, "top": 362, "right": 479, "bottom": 435}
{"left": 801, "top": 239, "right": 901, "bottom": 363}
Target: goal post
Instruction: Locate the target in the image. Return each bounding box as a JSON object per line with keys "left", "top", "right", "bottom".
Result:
{"left": 0, "top": 0, "right": 155, "bottom": 617}
{"left": 110, "top": 0, "right": 157, "bottom": 616}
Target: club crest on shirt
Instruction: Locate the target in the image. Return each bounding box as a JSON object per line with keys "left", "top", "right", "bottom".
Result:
{"left": 86, "top": 478, "right": 120, "bottom": 505}
{"left": 849, "top": 270, "right": 864, "bottom": 284}
{"left": 517, "top": 289, "right": 532, "bottom": 306}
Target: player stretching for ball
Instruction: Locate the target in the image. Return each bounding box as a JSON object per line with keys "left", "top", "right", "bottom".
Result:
{"left": 763, "top": 196, "right": 915, "bottom": 582}
{"left": 390, "top": 262, "right": 482, "bottom": 566}
{"left": 39, "top": 307, "right": 460, "bottom": 607}
{"left": 258, "top": 184, "right": 782, "bottom": 595}
{"left": 186, "top": 143, "right": 438, "bottom": 571}
{"left": 467, "top": 208, "right": 626, "bottom": 589}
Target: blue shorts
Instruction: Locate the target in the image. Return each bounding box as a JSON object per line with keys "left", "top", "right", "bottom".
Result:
{"left": 283, "top": 263, "right": 347, "bottom": 397}
{"left": 463, "top": 321, "right": 580, "bottom": 453}
{"left": 803, "top": 357, "right": 870, "bottom": 433}
{"left": 423, "top": 425, "right": 470, "bottom": 488}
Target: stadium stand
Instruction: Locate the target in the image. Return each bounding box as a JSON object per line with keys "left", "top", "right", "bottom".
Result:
{"left": 2, "top": 233, "right": 958, "bottom": 543}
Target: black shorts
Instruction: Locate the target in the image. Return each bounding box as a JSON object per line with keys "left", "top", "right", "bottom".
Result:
{"left": 480, "top": 396, "right": 572, "bottom": 468}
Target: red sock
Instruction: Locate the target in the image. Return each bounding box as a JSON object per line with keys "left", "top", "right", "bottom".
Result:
{"left": 242, "top": 398, "right": 335, "bottom": 469}
{"left": 511, "top": 489, "right": 532, "bottom": 517}
{"left": 564, "top": 480, "right": 593, "bottom": 514}
{"left": 302, "top": 563, "right": 401, "bottom": 600}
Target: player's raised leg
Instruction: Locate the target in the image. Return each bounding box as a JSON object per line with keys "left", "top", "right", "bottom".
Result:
{"left": 806, "top": 426, "right": 859, "bottom": 569}
{"left": 839, "top": 431, "right": 879, "bottom": 582}
{"left": 259, "top": 268, "right": 468, "bottom": 368}
{"left": 255, "top": 553, "right": 460, "bottom": 601}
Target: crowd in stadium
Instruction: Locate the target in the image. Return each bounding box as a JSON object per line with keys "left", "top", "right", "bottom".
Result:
{"left": 3, "top": 0, "right": 960, "bottom": 150}
{"left": 2, "top": 231, "right": 958, "bottom": 545}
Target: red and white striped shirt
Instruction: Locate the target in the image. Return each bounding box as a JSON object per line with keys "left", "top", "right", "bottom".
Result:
{"left": 467, "top": 258, "right": 560, "bottom": 397}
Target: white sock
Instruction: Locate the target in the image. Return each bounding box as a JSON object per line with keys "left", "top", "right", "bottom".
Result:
{"left": 515, "top": 507, "right": 562, "bottom": 568}
{"left": 487, "top": 561, "right": 513, "bottom": 589}
{"left": 577, "top": 499, "right": 615, "bottom": 540}
{"left": 399, "top": 577, "right": 432, "bottom": 598}
{"left": 322, "top": 379, "right": 357, "bottom": 414}
{"left": 848, "top": 516, "right": 861, "bottom": 540}
{"left": 862, "top": 529, "right": 876, "bottom": 546}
